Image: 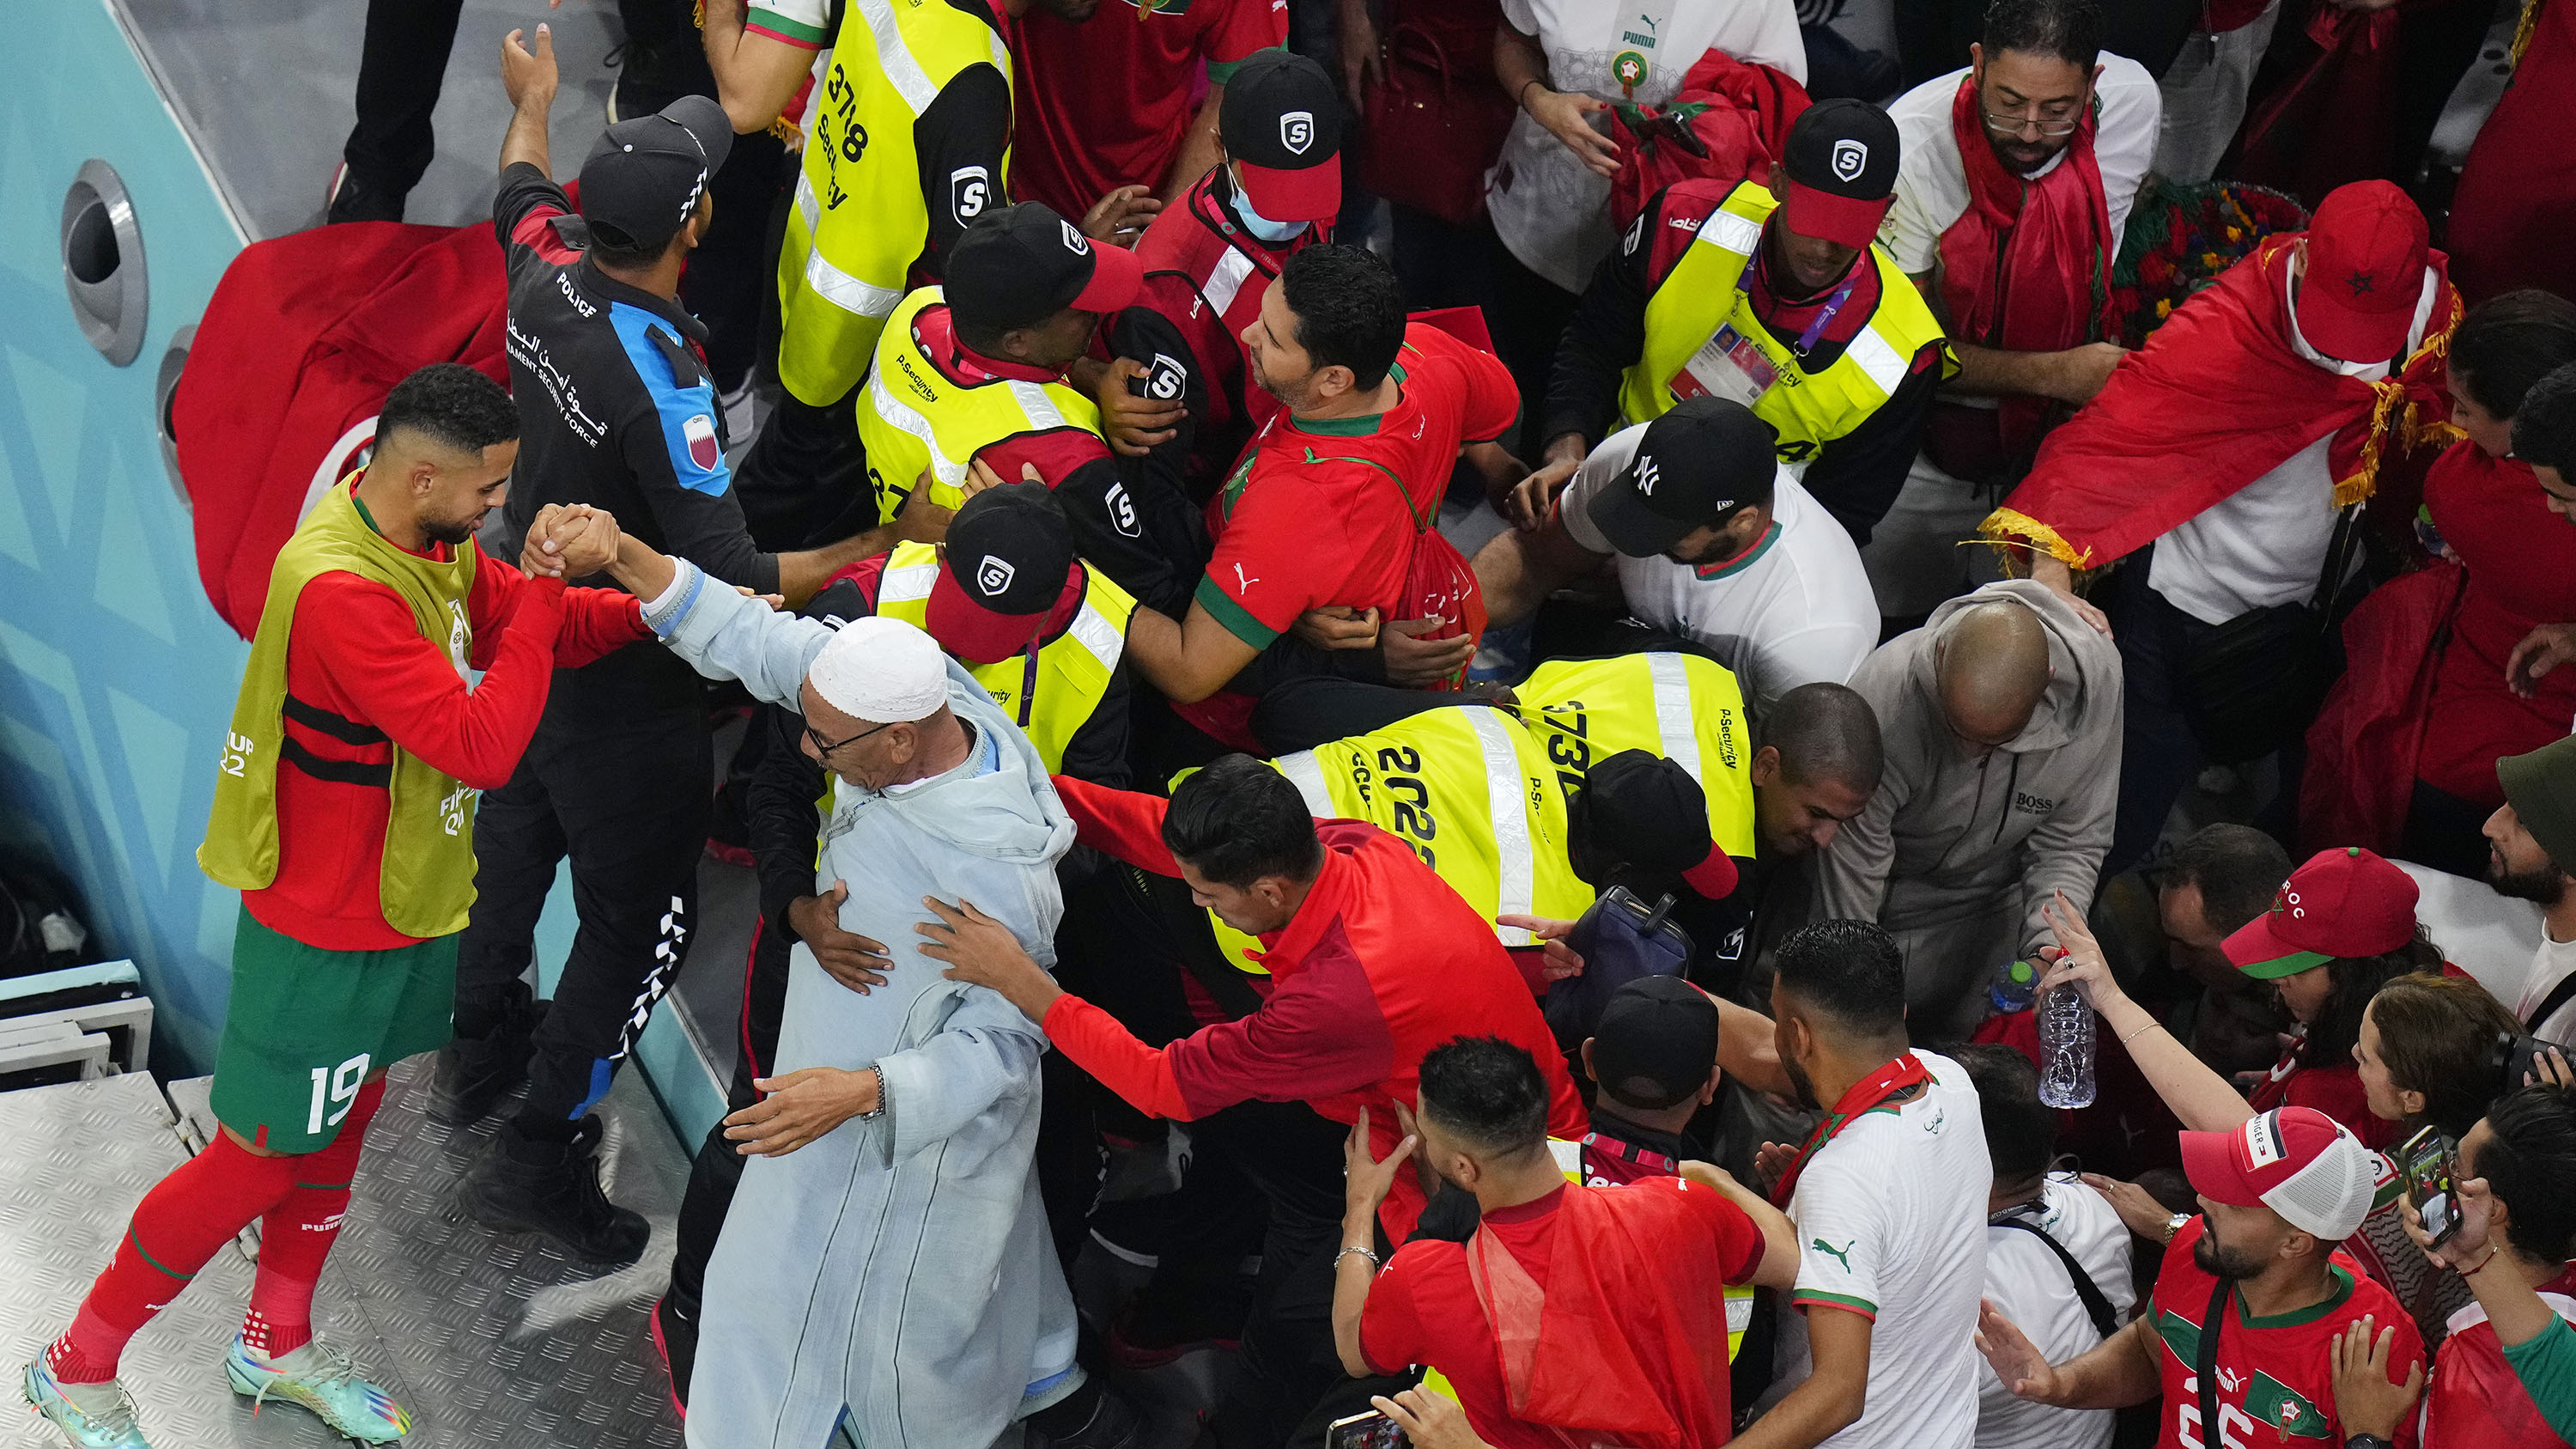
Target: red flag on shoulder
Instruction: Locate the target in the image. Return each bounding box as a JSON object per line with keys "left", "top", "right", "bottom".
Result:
{"left": 1607, "top": 52, "right": 1811, "bottom": 237}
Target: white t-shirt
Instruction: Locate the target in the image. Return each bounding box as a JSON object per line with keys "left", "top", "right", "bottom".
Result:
{"left": 1488, "top": 0, "right": 1805, "bottom": 292}
{"left": 1559, "top": 423, "right": 1877, "bottom": 709}
{"left": 1977, "top": 1177, "right": 2136, "bottom": 1449}
{"left": 1778, "top": 1050, "right": 1990, "bottom": 1449}
{"left": 2147, "top": 262, "right": 2440, "bottom": 624}
{"left": 1879, "top": 57, "right": 2165, "bottom": 278}
{"left": 2512, "top": 930, "right": 2576, "bottom": 1046}
{"left": 2396, "top": 858, "right": 2545, "bottom": 994}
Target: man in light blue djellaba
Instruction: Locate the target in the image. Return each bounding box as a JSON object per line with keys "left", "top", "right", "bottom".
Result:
{"left": 561, "top": 509, "right": 1131, "bottom": 1448}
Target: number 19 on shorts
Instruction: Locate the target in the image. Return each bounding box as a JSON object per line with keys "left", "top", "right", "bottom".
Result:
{"left": 307, "top": 1053, "right": 373, "bottom": 1135}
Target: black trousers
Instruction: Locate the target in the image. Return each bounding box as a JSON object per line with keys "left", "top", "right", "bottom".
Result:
{"left": 1201, "top": 1099, "right": 1360, "bottom": 1449}
{"left": 457, "top": 693, "right": 711, "bottom": 1131}
{"left": 732, "top": 383, "right": 876, "bottom": 553}
{"left": 341, "top": 0, "right": 468, "bottom": 197}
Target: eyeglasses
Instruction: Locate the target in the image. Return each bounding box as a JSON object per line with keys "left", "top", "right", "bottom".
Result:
{"left": 805, "top": 718, "right": 896, "bottom": 758}
{"left": 1979, "top": 107, "right": 2082, "bottom": 139}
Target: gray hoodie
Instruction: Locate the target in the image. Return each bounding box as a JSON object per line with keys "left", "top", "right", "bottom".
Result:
{"left": 1815, "top": 578, "right": 2123, "bottom": 962}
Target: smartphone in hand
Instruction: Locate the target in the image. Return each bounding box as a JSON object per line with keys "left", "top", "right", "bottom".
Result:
{"left": 2398, "top": 1124, "right": 2460, "bottom": 1247}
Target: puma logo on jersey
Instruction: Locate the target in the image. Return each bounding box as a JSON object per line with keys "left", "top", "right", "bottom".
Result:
{"left": 1233, "top": 563, "right": 1261, "bottom": 594}
{"left": 1812, "top": 1237, "right": 1855, "bottom": 1271}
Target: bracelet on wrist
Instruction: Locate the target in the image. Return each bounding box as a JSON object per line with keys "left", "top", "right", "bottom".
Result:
{"left": 858, "top": 1063, "right": 887, "bottom": 1121}
{"left": 2120, "top": 1020, "right": 2163, "bottom": 1048}
{"left": 2459, "top": 1242, "right": 2503, "bottom": 1276}
{"left": 1334, "top": 1245, "right": 1381, "bottom": 1271}
{"left": 1518, "top": 78, "right": 1545, "bottom": 108}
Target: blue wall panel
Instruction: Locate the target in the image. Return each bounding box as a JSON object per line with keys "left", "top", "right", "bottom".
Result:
{"left": 0, "top": 0, "right": 246, "bottom": 1074}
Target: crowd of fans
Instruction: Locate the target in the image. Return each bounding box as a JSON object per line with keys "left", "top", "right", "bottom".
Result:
{"left": 29, "top": 0, "right": 2576, "bottom": 1446}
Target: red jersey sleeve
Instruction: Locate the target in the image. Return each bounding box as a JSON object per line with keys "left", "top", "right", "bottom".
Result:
{"left": 1202, "top": 0, "right": 1290, "bottom": 77}
{"left": 1674, "top": 1178, "right": 1769, "bottom": 1284}
{"left": 1042, "top": 944, "right": 1396, "bottom": 1120}
{"left": 1403, "top": 324, "right": 1520, "bottom": 446}
{"left": 1051, "top": 776, "right": 1181, "bottom": 873}
{"left": 468, "top": 562, "right": 649, "bottom": 671}
{"left": 1194, "top": 471, "right": 1355, "bottom": 648}
{"left": 299, "top": 571, "right": 562, "bottom": 791}
{"left": 1358, "top": 1245, "right": 1438, "bottom": 1377}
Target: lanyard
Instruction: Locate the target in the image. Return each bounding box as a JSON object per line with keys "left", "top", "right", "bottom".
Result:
{"left": 1742, "top": 242, "right": 1863, "bottom": 360}
{"left": 1769, "top": 1051, "right": 1934, "bottom": 1206}
{"left": 1017, "top": 642, "right": 1039, "bottom": 729}
{"left": 1582, "top": 1130, "right": 1678, "bottom": 1176}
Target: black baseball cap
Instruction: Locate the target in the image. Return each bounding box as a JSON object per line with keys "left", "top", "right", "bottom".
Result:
{"left": 1591, "top": 976, "right": 1722, "bottom": 1111}
{"left": 1585, "top": 397, "right": 1779, "bottom": 560}
{"left": 1575, "top": 750, "right": 1741, "bottom": 900}
{"left": 1219, "top": 49, "right": 1343, "bottom": 223}
{"left": 927, "top": 482, "right": 1079, "bottom": 665}
{"left": 1779, "top": 98, "right": 1900, "bottom": 250}
{"left": 579, "top": 94, "right": 733, "bottom": 250}
{"left": 945, "top": 204, "right": 1145, "bottom": 335}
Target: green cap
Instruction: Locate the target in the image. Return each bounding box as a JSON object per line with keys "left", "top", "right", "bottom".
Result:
{"left": 2500, "top": 734, "right": 2576, "bottom": 874}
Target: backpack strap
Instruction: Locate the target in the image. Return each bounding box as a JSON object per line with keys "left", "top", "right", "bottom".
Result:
{"left": 1995, "top": 1215, "right": 2121, "bottom": 1341}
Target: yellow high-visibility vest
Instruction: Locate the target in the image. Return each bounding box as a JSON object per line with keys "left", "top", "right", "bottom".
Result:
{"left": 870, "top": 541, "right": 1132, "bottom": 773}
{"left": 775, "top": 0, "right": 1012, "bottom": 406}
{"left": 856, "top": 287, "right": 1103, "bottom": 517}
{"left": 1517, "top": 652, "right": 1758, "bottom": 861}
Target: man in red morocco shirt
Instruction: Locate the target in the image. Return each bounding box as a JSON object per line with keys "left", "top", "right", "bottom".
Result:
{"left": 1337, "top": 1037, "right": 1799, "bottom": 1449}
{"left": 921, "top": 755, "right": 1586, "bottom": 1447}
{"left": 24, "top": 365, "right": 650, "bottom": 1449}
{"left": 1977, "top": 1105, "right": 2425, "bottom": 1449}
{"left": 1126, "top": 244, "right": 1519, "bottom": 746}
{"left": 1008, "top": 0, "right": 1287, "bottom": 221}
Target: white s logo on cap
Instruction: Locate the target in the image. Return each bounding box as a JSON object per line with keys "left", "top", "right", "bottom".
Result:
{"left": 1634, "top": 455, "right": 1661, "bottom": 496}
{"left": 1060, "top": 220, "right": 1091, "bottom": 255}
{"left": 1831, "top": 139, "right": 1868, "bottom": 183}
{"left": 1280, "top": 111, "right": 1315, "bottom": 155}
{"left": 976, "top": 556, "right": 1017, "bottom": 597}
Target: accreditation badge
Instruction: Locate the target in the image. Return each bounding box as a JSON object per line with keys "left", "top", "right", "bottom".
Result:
{"left": 1670, "top": 323, "right": 1781, "bottom": 409}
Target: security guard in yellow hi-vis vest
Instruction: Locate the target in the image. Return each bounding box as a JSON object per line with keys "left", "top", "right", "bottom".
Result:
{"left": 695, "top": 0, "right": 1142, "bottom": 549}
{"left": 854, "top": 204, "right": 1199, "bottom": 615}
{"left": 1534, "top": 99, "right": 1953, "bottom": 546}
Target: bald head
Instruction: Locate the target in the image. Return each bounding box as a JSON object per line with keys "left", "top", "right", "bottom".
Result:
{"left": 1935, "top": 600, "right": 2052, "bottom": 748}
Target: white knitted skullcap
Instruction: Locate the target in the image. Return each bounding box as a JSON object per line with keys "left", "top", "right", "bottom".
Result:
{"left": 807, "top": 615, "right": 949, "bottom": 723}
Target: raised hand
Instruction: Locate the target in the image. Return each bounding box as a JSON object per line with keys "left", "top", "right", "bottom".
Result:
{"left": 1974, "top": 1299, "right": 2066, "bottom": 1404}
{"left": 501, "top": 23, "right": 558, "bottom": 113}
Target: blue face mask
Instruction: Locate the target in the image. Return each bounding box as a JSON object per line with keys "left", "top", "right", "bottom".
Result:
{"left": 1230, "top": 182, "right": 1307, "bottom": 243}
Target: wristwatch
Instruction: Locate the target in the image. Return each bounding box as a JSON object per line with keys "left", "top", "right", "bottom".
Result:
{"left": 2345, "top": 1434, "right": 2394, "bottom": 1449}
{"left": 2162, "top": 1211, "right": 2190, "bottom": 1246}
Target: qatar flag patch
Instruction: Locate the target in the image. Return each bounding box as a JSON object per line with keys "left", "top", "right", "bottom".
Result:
{"left": 683, "top": 413, "right": 720, "bottom": 472}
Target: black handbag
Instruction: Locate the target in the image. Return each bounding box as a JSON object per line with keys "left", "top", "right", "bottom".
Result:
{"left": 1545, "top": 886, "right": 1694, "bottom": 1050}
{"left": 2178, "top": 502, "right": 2363, "bottom": 765}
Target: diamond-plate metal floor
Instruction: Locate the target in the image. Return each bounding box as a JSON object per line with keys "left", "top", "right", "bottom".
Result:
{"left": 4, "top": 1059, "right": 686, "bottom": 1448}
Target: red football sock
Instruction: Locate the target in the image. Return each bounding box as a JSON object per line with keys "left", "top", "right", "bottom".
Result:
{"left": 46, "top": 1130, "right": 301, "bottom": 1383}
{"left": 243, "top": 1076, "right": 386, "bottom": 1360}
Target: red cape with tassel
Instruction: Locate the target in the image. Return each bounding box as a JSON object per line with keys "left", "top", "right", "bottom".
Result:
{"left": 1981, "top": 234, "right": 2459, "bottom": 570}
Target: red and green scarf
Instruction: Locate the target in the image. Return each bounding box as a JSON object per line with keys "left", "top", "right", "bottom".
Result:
{"left": 1770, "top": 1050, "right": 1935, "bottom": 1208}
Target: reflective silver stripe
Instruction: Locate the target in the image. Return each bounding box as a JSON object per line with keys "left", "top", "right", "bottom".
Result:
{"left": 1649, "top": 653, "right": 1702, "bottom": 783}
{"left": 855, "top": 0, "right": 939, "bottom": 113}
{"left": 1006, "top": 380, "right": 1070, "bottom": 432}
{"left": 1066, "top": 602, "right": 1125, "bottom": 670}
{"left": 804, "top": 240, "right": 904, "bottom": 320}
{"left": 1548, "top": 1137, "right": 1583, "bottom": 1180}
{"left": 1695, "top": 208, "right": 1763, "bottom": 259}
{"left": 794, "top": 171, "right": 819, "bottom": 231}
{"left": 879, "top": 562, "right": 937, "bottom": 604}
{"left": 1275, "top": 752, "right": 1334, "bottom": 816}
{"left": 1843, "top": 326, "right": 1906, "bottom": 397}
{"left": 867, "top": 369, "right": 966, "bottom": 485}
{"left": 1202, "top": 247, "right": 1258, "bottom": 317}
{"left": 1465, "top": 708, "right": 1536, "bottom": 946}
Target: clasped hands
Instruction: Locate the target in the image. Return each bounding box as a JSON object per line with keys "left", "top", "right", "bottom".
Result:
{"left": 519, "top": 502, "right": 623, "bottom": 579}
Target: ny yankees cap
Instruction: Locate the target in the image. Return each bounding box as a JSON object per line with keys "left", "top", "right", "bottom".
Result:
{"left": 926, "top": 482, "right": 1080, "bottom": 666}
{"left": 2222, "top": 846, "right": 2421, "bottom": 980}
{"left": 1778, "top": 98, "right": 1901, "bottom": 251}
{"left": 1591, "top": 975, "right": 1722, "bottom": 1112}
{"left": 1586, "top": 396, "right": 1779, "bottom": 559}
{"left": 1574, "top": 750, "right": 1741, "bottom": 901}
{"left": 1219, "top": 49, "right": 1344, "bottom": 223}
{"left": 580, "top": 94, "right": 733, "bottom": 250}
{"left": 945, "top": 204, "right": 1145, "bottom": 336}
{"left": 2181, "top": 1107, "right": 2381, "bottom": 1242}
{"left": 2298, "top": 181, "right": 2428, "bottom": 365}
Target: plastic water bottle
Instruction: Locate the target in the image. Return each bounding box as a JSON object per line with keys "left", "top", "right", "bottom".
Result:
{"left": 1990, "top": 959, "right": 2040, "bottom": 1015}
{"left": 2038, "top": 983, "right": 2098, "bottom": 1109}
